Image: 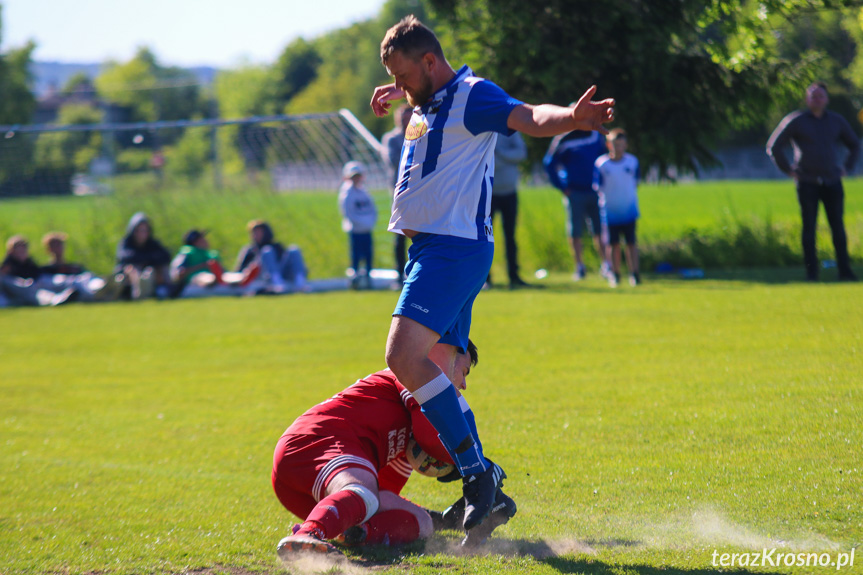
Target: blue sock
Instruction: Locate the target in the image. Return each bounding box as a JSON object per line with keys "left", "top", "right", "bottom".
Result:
{"left": 459, "top": 396, "right": 490, "bottom": 467}
{"left": 413, "top": 373, "right": 487, "bottom": 475}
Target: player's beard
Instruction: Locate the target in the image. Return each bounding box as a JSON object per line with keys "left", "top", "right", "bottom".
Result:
{"left": 404, "top": 72, "right": 434, "bottom": 108}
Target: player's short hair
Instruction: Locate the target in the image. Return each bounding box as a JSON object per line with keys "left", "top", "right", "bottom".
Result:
{"left": 41, "top": 231, "right": 68, "bottom": 248}
{"left": 380, "top": 15, "right": 444, "bottom": 65}
{"left": 807, "top": 81, "right": 828, "bottom": 95}
{"left": 246, "top": 219, "right": 267, "bottom": 232}
{"left": 465, "top": 339, "right": 478, "bottom": 366}
{"left": 5, "top": 235, "right": 28, "bottom": 253}
{"left": 607, "top": 128, "right": 627, "bottom": 141}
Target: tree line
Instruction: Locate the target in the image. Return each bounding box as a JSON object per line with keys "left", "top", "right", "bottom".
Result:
{"left": 2, "top": 0, "right": 863, "bottom": 181}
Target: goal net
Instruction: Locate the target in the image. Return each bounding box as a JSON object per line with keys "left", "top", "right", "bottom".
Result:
{"left": 0, "top": 109, "right": 392, "bottom": 197}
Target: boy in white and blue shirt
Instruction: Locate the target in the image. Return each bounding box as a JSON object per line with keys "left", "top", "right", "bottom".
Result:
{"left": 593, "top": 128, "right": 641, "bottom": 287}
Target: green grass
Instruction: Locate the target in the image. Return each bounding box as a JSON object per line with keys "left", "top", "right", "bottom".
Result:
{"left": 1, "top": 272, "right": 861, "bottom": 574}
{"left": 1, "top": 177, "right": 861, "bottom": 280}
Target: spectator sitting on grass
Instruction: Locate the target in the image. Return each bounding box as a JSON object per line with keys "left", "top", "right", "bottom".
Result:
{"left": 115, "top": 212, "right": 173, "bottom": 300}
{"left": 41, "top": 231, "right": 123, "bottom": 302}
{"left": 235, "top": 220, "right": 308, "bottom": 294}
{"left": 0, "top": 235, "right": 76, "bottom": 306}
{"left": 169, "top": 229, "right": 247, "bottom": 298}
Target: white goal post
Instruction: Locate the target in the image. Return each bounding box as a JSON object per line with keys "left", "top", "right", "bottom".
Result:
{"left": 0, "top": 109, "right": 391, "bottom": 196}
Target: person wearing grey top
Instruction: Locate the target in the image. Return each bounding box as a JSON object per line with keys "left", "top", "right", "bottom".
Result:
{"left": 381, "top": 105, "right": 413, "bottom": 286}
{"left": 489, "top": 131, "right": 529, "bottom": 288}
{"left": 767, "top": 82, "right": 860, "bottom": 281}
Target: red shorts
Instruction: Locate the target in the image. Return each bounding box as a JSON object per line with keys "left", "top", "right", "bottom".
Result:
{"left": 271, "top": 433, "right": 378, "bottom": 520}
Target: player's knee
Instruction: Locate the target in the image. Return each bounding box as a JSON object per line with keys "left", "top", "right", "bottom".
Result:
{"left": 415, "top": 508, "right": 434, "bottom": 539}
{"left": 342, "top": 484, "right": 379, "bottom": 523}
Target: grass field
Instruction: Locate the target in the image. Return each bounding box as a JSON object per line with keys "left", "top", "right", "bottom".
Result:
{"left": 1, "top": 177, "right": 862, "bottom": 281}
{"left": 1, "top": 271, "right": 861, "bottom": 574}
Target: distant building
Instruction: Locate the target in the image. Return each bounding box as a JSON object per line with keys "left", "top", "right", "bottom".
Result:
{"left": 33, "top": 77, "right": 99, "bottom": 124}
{"left": 33, "top": 77, "right": 131, "bottom": 126}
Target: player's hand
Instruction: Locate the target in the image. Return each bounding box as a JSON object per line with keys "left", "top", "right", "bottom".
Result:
{"left": 570, "top": 85, "right": 615, "bottom": 134}
{"left": 371, "top": 83, "right": 406, "bottom": 117}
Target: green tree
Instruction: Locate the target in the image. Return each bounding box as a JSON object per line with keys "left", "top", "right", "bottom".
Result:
{"left": 214, "top": 64, "right": 278, "bottom": 118}
{"left": 95, "top": 47, "right": 204, "bottom": 123}
{"left": 33, "top": 103, "right": 104, "bottom": 172}
{"left": 166, "top": 124, "right": 211, "bottom": 180}
{"left": 61, "top": 72, "right": 94, "bottom": 96}
{"left": 427, "top": 0, "right": 863, "bottom": 175}
{"left": 273, "top": 38, "right": 322, "bottom": 106}
{"left": 285, "top": 0, "right": 436, "bottom": 135}
{"left": 213, "top": 65, "right": 280, "bottom": 176}
{"left": 0, "top": 5, "right": 36, "bottom": 125}
{"left": 0, "top": 6, "right": 37, "bottom": 191}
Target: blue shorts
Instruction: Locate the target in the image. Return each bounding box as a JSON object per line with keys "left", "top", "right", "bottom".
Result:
{"left": 393, "top": 233, "right": 494, "bottom": 353}
{"left": 565, "top": 192, "right": 601, "bottom": 238}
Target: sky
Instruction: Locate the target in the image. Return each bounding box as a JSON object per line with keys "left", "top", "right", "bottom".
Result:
{"left": 1, "top": 0, "right": 387, "bottom": 68}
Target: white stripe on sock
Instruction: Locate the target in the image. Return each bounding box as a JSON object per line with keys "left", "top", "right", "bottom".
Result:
{"left": 458, "top": 395, "right": 470, "bottom": 413}
{"left": 411, "top": 372, "right": 454, "bottom": 405}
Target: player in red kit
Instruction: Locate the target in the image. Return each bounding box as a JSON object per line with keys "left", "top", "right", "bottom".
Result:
{"left": 272, "top": 340, "right": 515, "bottom": 558}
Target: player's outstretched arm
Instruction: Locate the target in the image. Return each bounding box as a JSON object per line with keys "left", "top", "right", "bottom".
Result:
{"left": 371, "top": 83, "right": 407, "bottom": 117}
{"left": 508, "top": 85, "right": 615, "bottom": 137}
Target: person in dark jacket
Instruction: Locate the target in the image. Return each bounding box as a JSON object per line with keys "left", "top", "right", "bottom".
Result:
{"left": 489, "top": 132, "right": 528, "bottom": 289}
{"left": 115, "top": 212, "right": 172, "bottom": 299}
{"left": 235, "top": 220, "right": 308, "bottom": 294}
{"left": 767, "top": 82, "right": 860, "bottom": 282}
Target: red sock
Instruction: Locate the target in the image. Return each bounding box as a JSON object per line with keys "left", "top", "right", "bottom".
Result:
{"left": 298, "top": 490, "right": 367, "bottom": 540}
{"left": 207, "top": 260, "right": 224, "bottom": 283}
{"left": 361, "top": 509, "right": 420, "bottom": 545}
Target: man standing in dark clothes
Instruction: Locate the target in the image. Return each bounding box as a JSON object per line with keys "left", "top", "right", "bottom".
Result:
{"left": 489, "top": 132, "right": 528, "bottom": 288}
{"left": 767, "top": 82, "right": 860, "bottom": 281}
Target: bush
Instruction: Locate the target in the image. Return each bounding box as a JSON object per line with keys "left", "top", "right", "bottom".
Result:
{"left": 641, "top": 217, "right": 801, "bottom": 270}
{"left": 115, "top": 148, "right": 154, "bottom": 173}
{"left": 165, "top": 126, "right": 211, "bottom": 180}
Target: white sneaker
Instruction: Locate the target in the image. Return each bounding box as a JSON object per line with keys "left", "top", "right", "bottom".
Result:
{"left": 572, "top": 264, "right": 586, "bottom": 281}
{"left": 600, "top": 262, "right": 613, "bottom": 280}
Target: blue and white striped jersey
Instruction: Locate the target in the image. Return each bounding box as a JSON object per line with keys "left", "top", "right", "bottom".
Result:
{"left": 389, "top": 65, "right": 523, "bottom": 241}
{"left": 593, "top": 153, "right": 641, "bottom": 226}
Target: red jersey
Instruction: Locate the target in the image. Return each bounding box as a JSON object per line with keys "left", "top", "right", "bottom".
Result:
{"left": 283, "top": 369, "right": 451, "bottom": 475}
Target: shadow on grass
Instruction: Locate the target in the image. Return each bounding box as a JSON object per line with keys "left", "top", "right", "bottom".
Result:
{"left": 515, "top": 265, "right": 861, "bottom": 291}
{"left": 338, "top": 535, "right": 786, "bottom": 575}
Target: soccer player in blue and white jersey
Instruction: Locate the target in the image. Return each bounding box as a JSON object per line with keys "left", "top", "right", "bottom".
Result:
{"left": 593, "top": 129, "right": 641, "bottom": 287}
{"left": 369, "top": 15, "right": 615, "bottom": 539}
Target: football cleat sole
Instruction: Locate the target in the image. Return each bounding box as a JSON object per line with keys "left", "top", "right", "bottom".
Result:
{"left": 277, "top": 533, "right": 342, "bottom": 559}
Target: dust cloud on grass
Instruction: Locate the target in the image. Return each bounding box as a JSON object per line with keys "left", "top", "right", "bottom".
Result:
{"left": 633, "top": 505, "right": 841, "bottom": 552}
{"left": 275, "top": 536, "right": 598, "bottom": 575}
{"left": 273, "top": 505, "right": 840, "bottom": 574}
